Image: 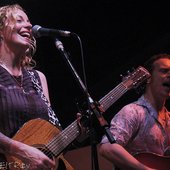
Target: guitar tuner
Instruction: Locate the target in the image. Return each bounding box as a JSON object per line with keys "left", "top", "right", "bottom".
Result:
{"left": 120, "top": 74, "right": 123, "bottom": 78}
{"left": 127, "top": 70, "right": 130, "bottom": 74}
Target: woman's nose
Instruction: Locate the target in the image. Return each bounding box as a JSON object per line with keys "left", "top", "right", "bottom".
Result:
{"left": 24, "top": 21, "right": 32, "bottom": 30}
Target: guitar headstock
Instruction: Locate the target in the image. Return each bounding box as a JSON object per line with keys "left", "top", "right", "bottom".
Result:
{"left": 122, "top": 66, "right": 151, "bottom": 89}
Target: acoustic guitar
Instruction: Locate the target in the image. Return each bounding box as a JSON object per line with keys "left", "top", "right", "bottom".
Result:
{"left": 4, "top": 66, "right": 150, "bottom": 170}
{"left": 116, "top": 152, "right": 170, "bottom": 170}
{"left": 134, "top": 152, "right": 170, "bottom": 170}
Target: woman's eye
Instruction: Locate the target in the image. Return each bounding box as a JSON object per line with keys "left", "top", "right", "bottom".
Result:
{"left": 16, "top": 19, "right": 22, "bottom": 23}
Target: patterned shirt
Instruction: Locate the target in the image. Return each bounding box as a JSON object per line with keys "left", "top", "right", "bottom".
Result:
{"left": 100, "top": 95, "right": 170, "bottom": 156}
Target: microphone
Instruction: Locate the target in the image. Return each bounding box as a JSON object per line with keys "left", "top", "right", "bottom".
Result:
{"left": 32, "top": 25, "right": 71, "bottom": 38}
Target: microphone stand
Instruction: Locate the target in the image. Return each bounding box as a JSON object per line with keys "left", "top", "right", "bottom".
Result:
{"left": 55, "top": 38, "right": 116, "bottom": 170}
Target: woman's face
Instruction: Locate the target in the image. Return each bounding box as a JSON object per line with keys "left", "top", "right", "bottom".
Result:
{"left": 2, "top": 9, "right": 32, "bottom": 53}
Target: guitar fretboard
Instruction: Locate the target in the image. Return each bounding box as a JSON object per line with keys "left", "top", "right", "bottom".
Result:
{"left": 99, "top": 83, "right": 128, "bottom": 111}
{"left": 47, "top": 120, "right": 80, "bottom": 156}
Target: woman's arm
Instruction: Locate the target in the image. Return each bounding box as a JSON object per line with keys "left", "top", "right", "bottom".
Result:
{"left": 0, "top": 132, "right": 55, "bottom": 169}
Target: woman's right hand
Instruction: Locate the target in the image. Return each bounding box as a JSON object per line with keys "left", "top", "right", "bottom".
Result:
{"left": 9, "top": 140, "right": 55, "bottom": 170}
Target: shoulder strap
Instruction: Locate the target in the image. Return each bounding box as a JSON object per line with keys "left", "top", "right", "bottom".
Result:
{"left": 27, "top": 70, "right": 61, "bottom": 127}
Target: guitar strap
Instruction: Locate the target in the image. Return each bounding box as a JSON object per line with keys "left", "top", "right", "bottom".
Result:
{"left": 27, "top": 70, "right": 61, "bottom": 128}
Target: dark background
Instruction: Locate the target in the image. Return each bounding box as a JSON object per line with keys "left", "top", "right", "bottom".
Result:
{"left": 1, "top": 1, "right": 170, "bottom": 144}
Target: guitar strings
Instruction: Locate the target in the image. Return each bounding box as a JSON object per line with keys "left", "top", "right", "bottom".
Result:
{"left": 99, "top": 83, "right": 128, "bottom": 110}
{"left": 39, "top": 70, "right": 147, "bottom": 158}
{"left": 47, "top": 121, "right": 79, "bottom": 155}
{"left": 100, "top": 71, "right": 146, "bottom": 110}
{"left": 40, "top": 86, "right": 127, "bottom": 157}
{"left": 39, "top": 83, "right": 133, "bottom": 157}
{"left": 39, "top": 120, "right": 80, "bottom": 158}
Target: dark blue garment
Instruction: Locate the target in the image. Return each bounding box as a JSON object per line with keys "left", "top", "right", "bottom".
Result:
{"left": 0, "top": 66, "right": 50, "bottom": 138}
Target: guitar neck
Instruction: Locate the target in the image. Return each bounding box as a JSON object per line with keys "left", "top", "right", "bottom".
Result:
{"left": 99, "top": 82, "right": 128, "bottom": 110}
{"left": 46, "top": 67, "right": 150, "bottom": 157}
{"left": 46, "top": 83, "right": 127, "bottom": 156}
{"left": 49, "top": 82, "right": 128, "bottom": 155}
{"left": 48, "top": 120, "right": 80, "bottom": 156}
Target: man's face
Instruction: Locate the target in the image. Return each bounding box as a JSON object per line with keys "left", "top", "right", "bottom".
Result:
{"left": 150, "top": 58, "right": 170, "bottom": 97}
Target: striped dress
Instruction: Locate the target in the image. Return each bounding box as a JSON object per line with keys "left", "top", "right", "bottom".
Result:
{"left": 0, "top": 66, "right": 55, "bottom": 138}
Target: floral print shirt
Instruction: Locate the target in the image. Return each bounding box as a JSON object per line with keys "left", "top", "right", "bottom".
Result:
{"left": 100, "top": 95, "right": 170, "bottom": 156}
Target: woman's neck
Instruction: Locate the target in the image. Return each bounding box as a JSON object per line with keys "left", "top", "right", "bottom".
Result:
{"left": 0, "top": 60, "right": 22, "bottom": 76}
{"left": 0, "top": 43, "right": 23, "bottom": 66}
{"left": 0, "top": 48, "right": 23, "bottom": 76}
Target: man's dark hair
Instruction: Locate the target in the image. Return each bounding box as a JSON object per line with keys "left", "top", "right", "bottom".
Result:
{"left": 144, "top": 53, "right": 170, "bottom": 73}
{"left": 136, "top": 53, "right": 170, "bottom": 94}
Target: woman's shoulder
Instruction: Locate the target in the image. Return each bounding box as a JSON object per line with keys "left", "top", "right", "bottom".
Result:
{"left": 27, "top": 69, "right": 46, "bottom": 80}
{"left": 35, "top": 70, "right": 46, "bottom": 80}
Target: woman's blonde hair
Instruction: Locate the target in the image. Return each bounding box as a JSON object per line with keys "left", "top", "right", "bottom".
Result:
{"left": 0, "top": 4, "right": 36, "bottom": 69}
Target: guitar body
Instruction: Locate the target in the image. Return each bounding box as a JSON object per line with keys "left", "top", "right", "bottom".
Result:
{"left": 134, "top": 152, "right": 170, "bottom": 170}
{"left": 6, "top": 118, "right": 74, "bottom": 170}
{"left": 115, "top": 153, "right": 170, "bottom": 170}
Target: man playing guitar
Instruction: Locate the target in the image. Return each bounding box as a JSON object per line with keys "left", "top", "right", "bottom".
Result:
{"left": 99, "top": 53, "right": 170, "bottom": 170}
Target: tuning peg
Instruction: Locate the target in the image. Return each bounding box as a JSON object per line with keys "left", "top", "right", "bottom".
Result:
{"left": 127, "top": 70, "right": 131, "bottom": 75}
{"left": 120, "top": 74, "right": 124, "bottom": 80}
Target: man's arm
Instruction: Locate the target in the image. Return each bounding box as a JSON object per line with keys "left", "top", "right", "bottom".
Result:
{"left": 99, "top": 143, "right": 155, "bottom": 170}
